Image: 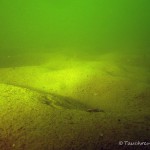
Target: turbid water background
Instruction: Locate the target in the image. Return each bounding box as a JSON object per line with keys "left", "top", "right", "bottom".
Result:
{"left": 0, "top": 0, "right": 150, "bottom": 150}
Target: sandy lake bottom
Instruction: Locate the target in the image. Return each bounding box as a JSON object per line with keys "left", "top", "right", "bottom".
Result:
{"left": 0, "top": 51, "right": 149, "bottom": 150}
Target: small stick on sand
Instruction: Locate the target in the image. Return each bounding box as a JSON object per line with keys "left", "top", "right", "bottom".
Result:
{"left": 86, "top": 108, "right": 104, "bottom": 113}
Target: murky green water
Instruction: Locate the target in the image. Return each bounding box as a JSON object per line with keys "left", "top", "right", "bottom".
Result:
{"left": 0, "top": 1, "right": 150, "bottom": 150}
{"left": 0, "top": 0, "right": 149, "bottom": 55}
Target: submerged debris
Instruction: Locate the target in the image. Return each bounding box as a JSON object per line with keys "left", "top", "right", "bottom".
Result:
{"left": 39, "top": 95, "right": 52, "bottom": 106}
{"left": 86, "top": 108, "right": 104, "bottom": 113}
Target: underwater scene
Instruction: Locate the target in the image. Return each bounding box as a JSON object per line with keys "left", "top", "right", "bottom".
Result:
{"left": 0, "top": 0, "right": 150, "bottom": 150}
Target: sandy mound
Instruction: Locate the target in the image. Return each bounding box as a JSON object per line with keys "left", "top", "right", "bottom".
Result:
{"left": 0, "top": 52, "right": 149, "bottom": 150}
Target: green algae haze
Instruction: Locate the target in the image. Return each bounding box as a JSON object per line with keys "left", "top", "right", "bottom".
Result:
{"left": 0, "top": 1, "right": 150, "bottom": 150}
{"left": 0, "top": 0, "right": 149, "bottom": 55}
